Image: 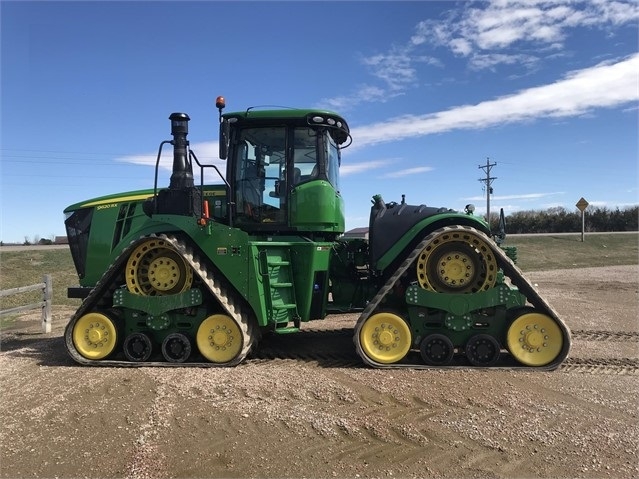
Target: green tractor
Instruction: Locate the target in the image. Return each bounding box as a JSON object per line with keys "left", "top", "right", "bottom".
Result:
{"left": 63, "top": 97, "right": 571, "bottom": 369}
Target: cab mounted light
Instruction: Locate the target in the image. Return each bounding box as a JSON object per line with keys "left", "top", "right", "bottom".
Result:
{"left": 216, "top": 95, "right": 226, "bottom": 123}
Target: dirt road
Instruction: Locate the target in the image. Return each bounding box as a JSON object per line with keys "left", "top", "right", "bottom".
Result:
{"left": 1, "top": 265, "right": 638, "bottom": 479}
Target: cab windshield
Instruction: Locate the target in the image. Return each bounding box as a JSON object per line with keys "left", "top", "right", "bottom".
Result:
{"left": 232, "top": 125, "right": 339, "bottom": 225}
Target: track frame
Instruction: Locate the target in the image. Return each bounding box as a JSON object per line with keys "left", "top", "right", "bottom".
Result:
{"left": 353, "top": 225, "right": 572, "bottom": 370}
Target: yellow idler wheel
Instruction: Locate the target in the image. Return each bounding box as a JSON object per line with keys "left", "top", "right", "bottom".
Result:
{"left": 416, "top": 229, "right": 497, "bottom": 293}
{"left": 359, "top": 312, "right": 412, "bottom": 364}
{"left": 72, "top": 312, "right": 118, "bottom": 360}
{"left": 196, "top": 314, "right": 243, "bottom": 363}
{"left": 126, "top": 238, "right": 193, "bottom": 296}
{"left": 506, "top": 311, "right": 563, "bottom": 366}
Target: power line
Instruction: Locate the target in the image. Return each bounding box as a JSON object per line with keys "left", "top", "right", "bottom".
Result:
{"left": 0, "top": 147, "right": 147, "bottom": 155}
{"left": 478, "top": 157, "right": 497, "bottom": 223}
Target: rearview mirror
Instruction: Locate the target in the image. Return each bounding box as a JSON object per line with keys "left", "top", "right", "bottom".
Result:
{"left": 219, "top": 120, "right": 230, "bottom": 160}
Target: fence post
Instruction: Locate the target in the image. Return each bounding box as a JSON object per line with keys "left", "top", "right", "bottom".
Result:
{"left": 42, "top": 274, "right": 52, "bottom": 333}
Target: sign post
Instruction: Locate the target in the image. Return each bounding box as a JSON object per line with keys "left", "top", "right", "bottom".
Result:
{"left": 576, "top": 197, "right": 589, "bottom": 242}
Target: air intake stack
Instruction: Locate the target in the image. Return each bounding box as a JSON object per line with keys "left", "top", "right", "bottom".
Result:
{"left": 168, "top": 113, "right": 194, "bottom": 189}
{"left": 146, "top": 112, "right": 201, "bottom": 217}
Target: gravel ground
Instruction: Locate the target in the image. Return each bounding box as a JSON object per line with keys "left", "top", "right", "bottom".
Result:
{"left": 1, "top": 265, "right": 638, "bottom": 479}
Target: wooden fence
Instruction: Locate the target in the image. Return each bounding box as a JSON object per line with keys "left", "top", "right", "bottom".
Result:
{"left": 0, "top": 275, "right": 52, "bottom": 333}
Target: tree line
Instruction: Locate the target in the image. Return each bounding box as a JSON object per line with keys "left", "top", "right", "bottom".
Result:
{"left": 492, "top": 206, "right": 638, "bottom": 234}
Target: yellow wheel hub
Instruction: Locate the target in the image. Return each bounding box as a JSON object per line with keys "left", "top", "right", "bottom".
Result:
{"left": 148, "top": 256, "right": 181, "bottom": 292}
{"left": 125, "top": 238, "right": 193, "bottom": 296}
{"left": 506, "top": 312, "right": 563, "bottom": 366}
{"left": 72, "top": 312, "right": 118, "bottom": 360}
{"left": 438, "top": 251, "right": 475, "bottom": 287}
{"left": 416, "top": 229, "right": 497, "bottom": 293}
{"left": 196, "top": 314, "right": 243, "bottom": 363}
{"left": 359, "top": 312, "right": 412, "bottom": 364}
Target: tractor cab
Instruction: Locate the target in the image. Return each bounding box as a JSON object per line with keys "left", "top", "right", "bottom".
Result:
{"left": 218, "top": 100, "right": 351, "bottom": 236}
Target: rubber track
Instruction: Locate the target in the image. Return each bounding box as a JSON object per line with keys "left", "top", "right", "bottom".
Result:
{"left": 64, "top": 234, "right": 257, "bottom": 367}
{"left": 353, "top": 225, "right": 573, "bottom": 371}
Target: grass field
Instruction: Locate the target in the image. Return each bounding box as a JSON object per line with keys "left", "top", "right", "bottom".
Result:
{"left": 506, "top": 232, "right": 638, "bottom": 271}
{"left": 0, "top": 247, "right": 80, "bottom": 327}
{"left": 0, "top": 233, "right": 637, "bottom": 326}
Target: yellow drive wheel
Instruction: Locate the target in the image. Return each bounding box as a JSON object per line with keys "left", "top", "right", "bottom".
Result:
{"left": 416, "top": 229, "right": 497, "bottom": 293}
{"left": 196, "top": 314, "right": 243, "bottom": 363}
{"left": 125, "top": 238, "right": 193, "bottom": 296}
{"left": 72, "top": 312, "right": 118, "bottom": 360}
{"left": 359, "top": 312, "right": 412, "bottom": 364}
{"left": 506, "top": 311, "right": 563, "bottom": 366}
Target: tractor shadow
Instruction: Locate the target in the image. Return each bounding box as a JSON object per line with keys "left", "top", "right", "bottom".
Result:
{"left": 0, "top": 330, "right": 74, "bottom": 366}
{"left": 248, "top": 327, "right": 365, "bottom": 368}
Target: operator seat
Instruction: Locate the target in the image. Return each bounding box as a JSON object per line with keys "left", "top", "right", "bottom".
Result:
{"left": 239, "top": 161, "right": 262, "bottom": 219}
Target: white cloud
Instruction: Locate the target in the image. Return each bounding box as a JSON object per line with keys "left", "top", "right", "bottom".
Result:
{"left": 450, "top": 38, "right": 473, "bottom": 56}
{"left": 594, "top": 0, "right": 639, "bottom": 24}
{"left": 463, "top": 192, "right": 565, "bottom": 202}
{"left": 340, "top": 160, "right": 388, "bottom": 176}
{"left": 318, "top": 46, "right": 433, "bottom": 110}
{"left": 362, "top": 47, "right": 417, "bottom": 91}
{"left": 413, "top": 0, "right": 638, "bottom": 67}
{"left": 318, "top": 85, "right": 388, "bottom": 111}
{"left": 116, "top": 140, "right": 227, "bottom": 182}
{"left": 117, "top": 140, "right": 220, "bottom": 167}
{"left": 384, "top": 166, "right": 434, "bottom": 178}
{"left": 349, "top": 54, "right": 639, "bottom": 149}
{"left": 469, "top": 52, "right": 539, "bottom": 71}
{"left": 116, "top": 153, "right": 160, "bottom": 168}
{"left": 321, "top": 0, "right": 638, "bottom": 111}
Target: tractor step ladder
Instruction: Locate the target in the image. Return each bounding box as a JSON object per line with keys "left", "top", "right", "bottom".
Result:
{"left": 261, "top": 247, "right": 300, "bottom": 332}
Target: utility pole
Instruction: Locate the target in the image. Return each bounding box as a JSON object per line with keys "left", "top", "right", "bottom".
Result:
{"left": 478, "top": 158, "right": 497, "bottom": 225}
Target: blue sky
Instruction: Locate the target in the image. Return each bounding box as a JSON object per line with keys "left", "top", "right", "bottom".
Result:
{"left": 1, "top": 0, "right": 637, "bottom": 243}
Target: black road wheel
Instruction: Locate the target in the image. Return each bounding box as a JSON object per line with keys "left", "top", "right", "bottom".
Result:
{"left": 123, "top": 332, "right": 153, "bottom": 362}
{"left": 161, "top": 333, "right": 192, "bottom": 363}
{"left": 420, "top": 333, "right": 455, "bottom": 366}
{"left": 465, "top": 334, "right": 501, "bottom": 366}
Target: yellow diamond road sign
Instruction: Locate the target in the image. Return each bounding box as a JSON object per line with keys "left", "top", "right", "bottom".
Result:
{"left": 576, "top": 197, "right": 589, "bottom": 212}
